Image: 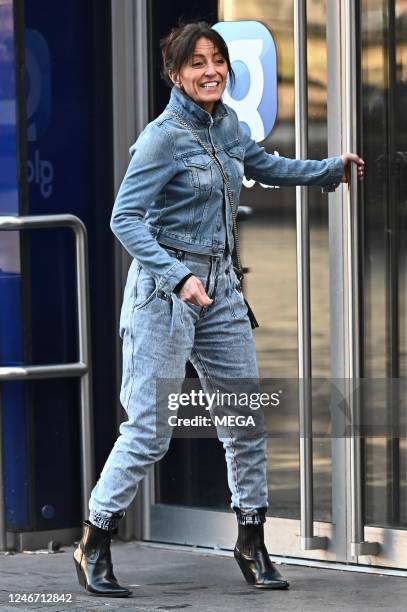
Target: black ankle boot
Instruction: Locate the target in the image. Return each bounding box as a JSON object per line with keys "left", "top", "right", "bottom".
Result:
{"left": 234, "top": 523, "right": 289, "bottom": 589}
{"left": 73, "top": 520, "right": 132, "bottom": 597}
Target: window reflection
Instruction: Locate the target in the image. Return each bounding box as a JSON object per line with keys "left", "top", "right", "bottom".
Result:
{"left": 361, "top": 0, "right": 407, "bottom": 529}
{"left": 0, "top": 0, "right": 20, "bottom": 274}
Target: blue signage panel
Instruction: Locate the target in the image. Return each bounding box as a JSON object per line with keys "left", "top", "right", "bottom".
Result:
{"left": 213, "top": 21, "right": 278, "bottom": 142}
{"left": 0, "top": 0, "right": 117, "bottom": 531}
{"left": 21, "top": 0, "right": 116, "bottom": 530}
{"left": 0, "top": 0, "right": 19, "bottom": 214}
{"left": 0, "top": 0, "right": 30, "bottom": 528}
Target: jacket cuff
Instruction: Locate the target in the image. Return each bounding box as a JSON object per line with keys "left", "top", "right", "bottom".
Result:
{"left": 157, "top": 260, "right": 192, "bottom": 295}
{"left": 173, "top": 273, "right": 193, "bottom": 294}
{"left": 321, "top": 156, "right": 344, "bottom": 193}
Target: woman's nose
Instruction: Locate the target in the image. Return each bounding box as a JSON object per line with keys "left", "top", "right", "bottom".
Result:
{"left": 204, "top": 62, "right": 217, "bottom": 76}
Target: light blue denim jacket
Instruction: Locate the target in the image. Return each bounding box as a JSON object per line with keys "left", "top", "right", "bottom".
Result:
{"left": 111, "top": 86, "right": 344, "bottom": 296}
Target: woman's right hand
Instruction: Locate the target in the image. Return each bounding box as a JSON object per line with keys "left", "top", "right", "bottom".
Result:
{"left": 341, "top": 153, "right": 365, "bottom": 182}
{"left": 178, "top": 275, "right": 213, "bottom": 307}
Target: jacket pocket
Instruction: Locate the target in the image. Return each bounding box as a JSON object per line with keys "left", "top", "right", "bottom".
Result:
{"left": 182, "top": 153, "right": 213, "bottom": 195}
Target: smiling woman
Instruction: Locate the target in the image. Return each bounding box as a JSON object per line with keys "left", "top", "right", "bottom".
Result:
{"left": 169, "top": 38, "right": 228, "bottom": 114}
{"left": 160, "top": 22, "right": 235, "bottom": 114}
{"left": 72, "top": 18, "right": 365, "bottom": 600}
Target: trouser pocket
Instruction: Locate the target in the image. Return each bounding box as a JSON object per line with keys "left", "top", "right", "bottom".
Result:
{"left": 133, "top": 267, "right": 157, "bottom": 310}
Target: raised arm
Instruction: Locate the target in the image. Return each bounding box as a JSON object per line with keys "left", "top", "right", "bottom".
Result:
{"left": 110, "top": 122, "right": 191, "bottom": 295}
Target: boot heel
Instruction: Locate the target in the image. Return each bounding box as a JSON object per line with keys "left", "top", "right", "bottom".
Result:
{"left": 74, "top": 557, "right": 86, "bottom": 589}
{"left": 234, "top": 522, "right": 289, "bottom": 589}
{"left": 234, "top": 549, "right": 255, "bottom": 585}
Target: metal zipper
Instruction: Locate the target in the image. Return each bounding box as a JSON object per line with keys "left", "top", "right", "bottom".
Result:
{"left": 208, "top": 120, "right": 243, "bottom": 283}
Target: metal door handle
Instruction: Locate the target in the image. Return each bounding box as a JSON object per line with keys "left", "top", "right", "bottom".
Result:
{"left": 294, "top": 0, "right": 327, "bottom": 551}
{"left": 342, "top": 0, "right": 379, "bottom": 557}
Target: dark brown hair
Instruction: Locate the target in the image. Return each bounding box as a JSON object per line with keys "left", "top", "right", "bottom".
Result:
{"left": 160, "top": 21, "right": 235, "bottom": 91}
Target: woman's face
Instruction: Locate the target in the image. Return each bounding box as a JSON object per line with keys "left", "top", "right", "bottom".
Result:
{"left": 172, "top": 37, "right": 229, "bottom": 114}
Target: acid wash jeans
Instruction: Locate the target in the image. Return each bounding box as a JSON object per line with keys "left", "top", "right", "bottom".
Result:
{"left": 89, "top": 246, "right": 268, "bottom": 529}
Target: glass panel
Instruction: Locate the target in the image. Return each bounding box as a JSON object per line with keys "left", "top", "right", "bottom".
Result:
{"left": 307, "top": 0, "right": 331, "bottom": 523}
{"left": 0, "top": 0, "right": 18, "bottom": 216}
{"left": 219, "top": 0, "right": 300, "bottom": 521}
{"left": 395, "top": 0, "right": 407, "bottom": 530}
{"left": 1, "top": 0, "right": 116, "bottom": 530}
{"left": 361, "top": 0, "right": 407, "bottom": 529}
{"left": 21, "top": 0, "right": 116, "bottom": 528}
{"left": 0, "top": 0, "right": 21, "bottom": 272}
{"left": 0, "top": 0, "right": 29, "bottom": 528}
{"left": 219, "top": 0, "right": 332, "bottom": 522}
{"left": 157, "top": 0, "right": 333, "bottom": 524}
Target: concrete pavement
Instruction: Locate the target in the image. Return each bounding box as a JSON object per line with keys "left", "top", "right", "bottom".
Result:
{"left": 0, "top": 539, "right": 406, "bottom": 611}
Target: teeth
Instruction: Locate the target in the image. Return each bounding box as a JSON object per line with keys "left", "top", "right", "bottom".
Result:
{"left": 202, "top": 82, "right": 218, "bottom": 89}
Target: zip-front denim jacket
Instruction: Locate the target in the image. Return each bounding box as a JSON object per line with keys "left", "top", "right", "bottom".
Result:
{"left": 111, "top": 86, "right": 344, "bottom": 296}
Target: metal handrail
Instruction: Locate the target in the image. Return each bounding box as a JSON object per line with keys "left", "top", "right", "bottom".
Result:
{"left": 0, "top": 214, "right": 94, "bottom": 551}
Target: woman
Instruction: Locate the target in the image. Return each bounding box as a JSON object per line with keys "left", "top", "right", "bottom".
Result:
{"left": 73, "top": 21, "right": 364, "bottom": 597}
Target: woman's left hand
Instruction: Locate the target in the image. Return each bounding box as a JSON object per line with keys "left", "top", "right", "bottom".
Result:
{"left": 341, "top": 153, "right": 365, "bottom": 183}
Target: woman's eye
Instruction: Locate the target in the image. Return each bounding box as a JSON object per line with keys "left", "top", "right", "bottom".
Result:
{"left": 191, "top": 58, "right": 225, "bottom": 67}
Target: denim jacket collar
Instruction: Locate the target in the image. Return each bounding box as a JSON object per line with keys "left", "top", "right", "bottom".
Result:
{"left": 167, "top": 85, "right": 229, "bottom": 127}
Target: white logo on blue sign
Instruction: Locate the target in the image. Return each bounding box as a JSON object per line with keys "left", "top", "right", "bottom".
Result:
{"left": 25, "top": 29, "right": 54, "bottom": 198}
{"left": 25, "top": 29, "right": 51, "bottom": 142}
{"left": 213, "top": 21, "right": 277, "bottom": 143}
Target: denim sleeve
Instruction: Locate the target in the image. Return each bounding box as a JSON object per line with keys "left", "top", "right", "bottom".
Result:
{"left": 110, "top": 122, "right": 191, "bottom": 295}
{"left": 238, "top": 122, "right": 344, "bottom": 193}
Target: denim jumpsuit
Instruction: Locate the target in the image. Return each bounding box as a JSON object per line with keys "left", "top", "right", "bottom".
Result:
{"left": 88, "top": 86, "right": 344, "bottom": 530}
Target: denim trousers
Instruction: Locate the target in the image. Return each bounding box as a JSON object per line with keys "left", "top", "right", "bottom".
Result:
{"left": 89, "top": 246, "right": 269, "bottom": 530}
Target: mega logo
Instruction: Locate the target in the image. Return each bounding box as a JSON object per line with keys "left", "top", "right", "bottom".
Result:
{"left": 212, "top": 21, "right": 277, "bottom": 143}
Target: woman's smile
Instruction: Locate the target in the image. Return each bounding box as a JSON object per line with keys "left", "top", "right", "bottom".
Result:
{"left": 200, "top": 81, "right": 220, "bottom": 89}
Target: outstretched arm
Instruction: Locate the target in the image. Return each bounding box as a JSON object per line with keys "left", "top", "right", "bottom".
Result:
{"left": 233, "top": 111, "right": 364, "bottom": 191}
{"left": 240, "top": 127, "right": 344, "bottom": 191}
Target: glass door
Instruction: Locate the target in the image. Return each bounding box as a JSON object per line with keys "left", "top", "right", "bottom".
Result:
{"left": 146, "top": 0, "right": 407, "bottom": 571}
{"left": 360, "top": 0, "right": 407, "bottom": 568}
{"left": 1, "top": 0, "right": 117, "bottom": 539}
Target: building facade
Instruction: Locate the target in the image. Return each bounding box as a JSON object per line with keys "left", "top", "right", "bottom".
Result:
{"left": 1, "top": 0, "right": 406, "bottom": 573}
